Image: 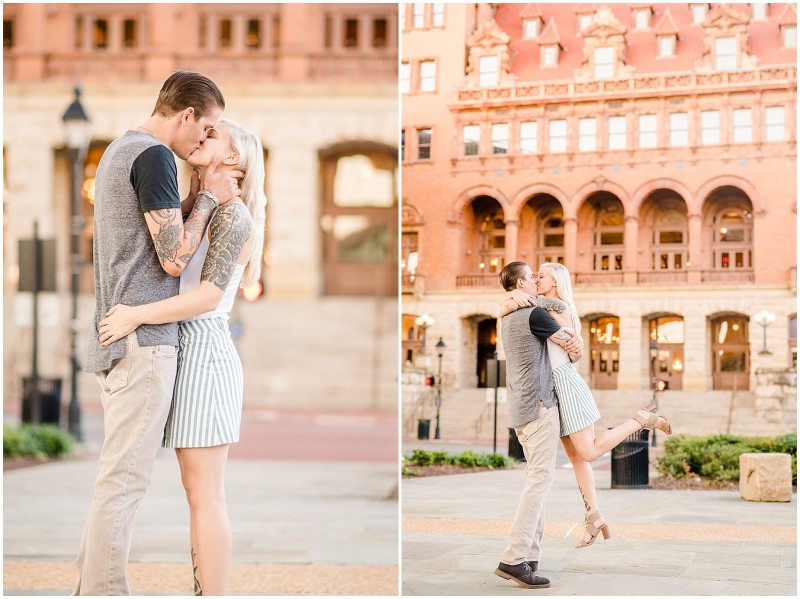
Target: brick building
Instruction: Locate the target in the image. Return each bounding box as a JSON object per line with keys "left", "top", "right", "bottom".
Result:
{"left": 3, "top": 3, "right": 399, "bottom": 413}
{"left": 401, "top": 3, "right": 796, "bottom": 439}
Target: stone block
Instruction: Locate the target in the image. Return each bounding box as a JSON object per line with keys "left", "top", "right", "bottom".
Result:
{"left": 739, "top": 453, "right": 793, "bottom": 502}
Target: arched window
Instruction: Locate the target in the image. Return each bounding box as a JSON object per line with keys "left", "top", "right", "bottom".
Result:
{"left": 652, "top": 211, "right": 688, "bottom": 270}
{"left": 711, "top": 208, "right": 752, "bottom": 271}
{"left": 589, "top": 316, "right": 619, "bottom": 389}
{"left": 477, "top": 206, "right": 505, "bottom": 274}
{"left": 593, "top": 210, "right": 624, "bottom": 271}
{"left": 711, "top": 314, "right": 750, "bottom": 390}
{"left": 537, "top": 212, "right": 564, "bottom": 266}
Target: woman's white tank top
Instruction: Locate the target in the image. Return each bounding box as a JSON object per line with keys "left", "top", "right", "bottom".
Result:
{"left": 179, "top": 217, "right": 246, "bottom": 322}
{"left": 546, "top": 327, "right": 574, "bottom": 370}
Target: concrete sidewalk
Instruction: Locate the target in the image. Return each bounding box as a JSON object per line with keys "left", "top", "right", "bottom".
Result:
{"left": 402, "top": 464, "right": 797, "bottom": 596}
{"left": 4, "top": 405, "right": 399, "bottom": 595}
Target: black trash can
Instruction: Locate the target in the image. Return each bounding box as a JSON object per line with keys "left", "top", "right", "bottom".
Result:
{"left": 417, "top": 419, "right": 431, "bottom": 440}
{"left": 21, "top": 376, "right": 63, "bottom": 425}
{"left": 508, "top": 427, "right": 526, "bottom": 462}
{"left": 610, "top": 429, "right": 650, "bottom": 488}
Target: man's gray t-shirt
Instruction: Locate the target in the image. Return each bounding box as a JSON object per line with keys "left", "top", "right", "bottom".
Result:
{"left": 501, "top": 307, "right": 562, "bottom": 428}
{"left": 85, "top": 131, "right": 181, "bottom": 373}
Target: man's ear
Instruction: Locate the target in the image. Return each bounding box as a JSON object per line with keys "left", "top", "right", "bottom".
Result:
{"left": 516, "top": 279, "right": 525, "bottom": 289}
{"left": 222, "top": 152, "right": 240, "bottom": 166}
{"left": 181, "top": 107, "right": 195, "bottom": 124}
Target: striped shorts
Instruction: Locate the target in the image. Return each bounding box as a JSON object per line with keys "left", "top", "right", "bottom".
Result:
{"left": 162, "top": 317, "right": 243, "bottom": 448}
{"left": 553, "top": 361, "right": 601, "bottom": 437}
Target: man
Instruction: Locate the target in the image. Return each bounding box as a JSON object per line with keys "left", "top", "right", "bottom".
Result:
{"left": 75, "top": 71, "right": 242, "bottom": 596}
{"left": 493, "top": 261, "right": 583, "bottom": 589}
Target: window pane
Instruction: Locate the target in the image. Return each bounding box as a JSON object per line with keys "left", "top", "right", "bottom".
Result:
{"left": 400, "top": 62, "right": 410, "bottom": 94}
{"left": 549, "top": 119, "right": 567, "bottom": 153}
{"left": 219, "top": 18, "right": 232, "bottom": 48}
{"left": 333, "top": 216, "right": 387, "bottom": 263}
{"left": 601, "top": 231, "right": 624, "bottom": 245}
{"left": 419, "top": 60, "right": 436, "bottom": 92}
{"left": 669, "top": 112, "right": 688, "bottom": 147}
{"left": 479, "top": 55, "right": 499, "bottom": 87}
{"left": 578, "top": 118, "right": 596, "bottom": 151}
{"left": 413, "top": 3, "right": 424, "bottom": 27}
{"left": 3, "top": 19, "right": 14, "bottom": 49}
{"left": 245, "top": 19, "right": 260, "bottom": 48}
{"left": 715, "top": 37, "right": 736, "bottom": 70}
{"left": 523, "top": 18, "right": 541, "bottom": 39}
{"left": 418, "top": 129, "right": 431, "bottom": 160}
{"left": 492, "top": 123, "right": 509, "bottom": 154}
{"left": 344, "top": 18, "right": 358, "bottom": 48}
{"left": 608, "top": 116, "right": 626, "bottom": 149}
{"left": 594, "top": 46, "right": 614, "bottom": 80}
{"left": 373, "top": 18, "right": 387, "bottom": 48}
{"left": 541, "top": 45, "right": 557, "bottom": 66}
{"left": 464, "top": 125, "right": 480, "bottom": 156}
{"left": 333, "top": 155, "right": 394, "bottom": 208}
{"left": 432, "top": 3, "right": 444, "bottom": 26}
{"left": 783, "top": 26, "right": 797, "bottom": 49}
{"left": 123, "top": 19, "right": 137, "bottom": 48}
{"left": 701, "top": 110, "right": 720, "bottom": 145}
{"left": 733, "top": 108, "right": 752, "bottom": 143}
{"left": 93, "top": 19, "right": 108, "bottom": 49}
{"left": 658, "top": 35, "right": 676, "bottom": 57}
{"left": 520, "top": 121, "right": 538, "bottom": 154}
{"left": 639, "top": 114, "right": 657, "bottom": 148}
{"left": 765, "top": 106, "right": 785, "bottom": 142}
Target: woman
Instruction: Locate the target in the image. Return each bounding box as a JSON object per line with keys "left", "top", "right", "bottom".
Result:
{"left": 98, "top": 119, "right": 266, "bottom": 595}
{"left": 500, "top": 262, "right": 672, "bottom": 548}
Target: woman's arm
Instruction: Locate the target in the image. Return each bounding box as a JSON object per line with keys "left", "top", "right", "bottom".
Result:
{"left": 548, "top": 329, "right": 583, "bottom": 362}
{"left": 99, "top": 203, "right": 253, "bottom": 346}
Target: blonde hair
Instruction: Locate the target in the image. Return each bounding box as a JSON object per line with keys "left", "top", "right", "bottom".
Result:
{"left": 220, "top": 119, "right": 267, "bottom": 288}
{"left": 539, "top": 262, "right": 581, "bottom": 335}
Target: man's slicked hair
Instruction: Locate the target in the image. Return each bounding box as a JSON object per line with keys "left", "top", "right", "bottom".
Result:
{"left": 151, "top": 71, "right": 225, "bottom": 119}
{"left": 499, "top": 261, "right": 530, "bottom": 291}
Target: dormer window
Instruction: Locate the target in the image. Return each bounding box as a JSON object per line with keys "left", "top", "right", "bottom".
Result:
{"left": 657, "top": 34, "right": 677, "bottom": 57}
{"left": 432, "top": 3, "right": 444, "bottom": 27}
{"left": 715, "top": 36, "right": 737, "bottom": 70}
{"left": 578, "top": 13, "right": 593, "bottom": 32}
{"left": 594, "top": 46, "right": 614, "bottom": 80}
{"left": 541, "top": 44, "right": 559, "bottom": 67}
{"left": 751, "top": 3, "right": 768, "bottom": 21}
{"left": 782, "top": 25, "right": 797, "bottom": 49}
{"left": 633, "top": 8, "right": 651, "bottom": 30}
{"left": 523, "top": 18, "right": 542, "bottom": 39}
{"left": 479, "top": 55, "right": 499, "bottom": 87}
{"left": 690, "top": 4, "right": 708, "bottom": 25}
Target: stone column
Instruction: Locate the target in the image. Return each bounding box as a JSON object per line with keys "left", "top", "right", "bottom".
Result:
{"left": 15, "top": 4, "right": 46, "bottom": 81}
{"left": 623, "top": 215, "right": 639, "bottom": 284}
{"left": 687, "top": 213, "right": 702, "bottom": 284}
{"left": 682, "top": 312, "right": 707, "bottom": 391}
{"left": 564, "top": 217, "right": 578, "bottom": 270}
{"left": 617, "top": 313, "right": 642, "bottom": 391}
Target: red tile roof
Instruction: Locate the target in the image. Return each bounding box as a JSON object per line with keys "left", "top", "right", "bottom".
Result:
{"left": 653, "top": 7, "right": 679, "bottom": 36}
{"left": 519, "top": 4, "right": 543, "bottom": 19}
{"left": 493, "top": 3, "right": 796, "bottom": 82}
{"left": 538, "top": 16, "right": 563, "bottom": 46}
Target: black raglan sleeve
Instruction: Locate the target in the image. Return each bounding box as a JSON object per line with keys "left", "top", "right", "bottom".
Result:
{"left": 130, "top": 144, "right": 181, "bottom": 213}
{"left": 529, "top": 307, "right": 563, "bottom": 341}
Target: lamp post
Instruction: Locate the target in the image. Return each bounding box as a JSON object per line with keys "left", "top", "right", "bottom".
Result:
{"left": 649, "top": 338, "right": 659, "bottom": 447}
{"left": 753, "top": 310, "right": 776, "bottom": 355}
{"left": 414, "top": 313, "right": 434, "bottom": 354}
{"left": 62, "top": 86, "right": 91, "bottom": 441}
{"left": 434, "top": 337, "right": 445, "bottom": 440}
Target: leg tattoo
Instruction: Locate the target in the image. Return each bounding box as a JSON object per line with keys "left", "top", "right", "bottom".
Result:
{"left": 192, "top": 547, "right": 202, "bottom": 596}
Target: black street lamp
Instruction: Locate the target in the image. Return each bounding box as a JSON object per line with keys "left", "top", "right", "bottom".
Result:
{"left": 62, "top": 86, "right": 91, "bottom": 442}
{"left": 649, "top": 338, "right": 659, "bottom": 447}
{"left": 434, "top": 337, "right": 445, "bottom": 440}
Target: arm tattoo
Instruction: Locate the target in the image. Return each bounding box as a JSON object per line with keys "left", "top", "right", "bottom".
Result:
{"left": 201, "top": 204, "right": 253, "bottom": 291}
{"left": 534, "top": 296, "right": 567, "bottom": 313}
{"left": 150, "top": 209, "right": 182, "bottom": 264}
{"left": 177, "top": 195, "right": 217, "bottom": 265}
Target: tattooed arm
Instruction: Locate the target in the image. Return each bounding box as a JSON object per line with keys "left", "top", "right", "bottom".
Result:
{"left": 499, "top": 290, "right": 567, "bottom": 318}
{"left": 144, "top": 156, "right": 243, "bottom": 276}
{"left": 97, "top": 203, "right": 253, "bottom": 345}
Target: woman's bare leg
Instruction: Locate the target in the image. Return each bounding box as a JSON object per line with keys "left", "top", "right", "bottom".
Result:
{"left": 568, "top": 420, "right": 641, "bottom": 463}
{"left": 561, "top": 435, "right": 604, "bottom": 544}
{"left": 175, "top": 445, "right": 231, "bottom": 596}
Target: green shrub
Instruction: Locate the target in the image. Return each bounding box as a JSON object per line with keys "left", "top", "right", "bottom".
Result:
{"left": 3, "top": 424, "right": 75, "bottom": 459}
{"left": 403, "top": 448, "right": 516, "bottom": 470}
{"left": 656, "top": 433, "right": 797, "bottom": 483}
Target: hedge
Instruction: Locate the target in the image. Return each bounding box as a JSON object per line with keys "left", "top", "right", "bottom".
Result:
{"left": 655, "top": 433, "right": 796, "bottom": 483}
{"left": 405, "top": 448, "right": 516, "bottom": 470}
{"left": 3, "top": 424, "right": 76, "bottom": 459}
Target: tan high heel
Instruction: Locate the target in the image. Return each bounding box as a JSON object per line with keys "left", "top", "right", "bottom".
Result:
{"left": 634, "top": 401, "right": 672, "bottom": 435}
{"left": 574, "top": 511, "right": 611, "bottom": 548}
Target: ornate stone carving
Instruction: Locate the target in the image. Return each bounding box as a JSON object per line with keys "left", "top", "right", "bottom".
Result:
{"left": 464, "top": 14, "right": 515, "bottom": 88}
{"left": 695, "top": 4, "right": 758, "bottom": 72}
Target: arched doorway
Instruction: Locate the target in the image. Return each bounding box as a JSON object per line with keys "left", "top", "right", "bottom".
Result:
{"left": 477, "top": 318, "right": 497, "bottom": 388}
{"left": 319, "top": 141, "right": 397, "bottom": 296}
{"left": 589, "top": 315, "right": 619, "bottom": 389}
{"left": 648, "top": 315, "right": 684, "bottom": 390}
{"left": 401, "top": 313, "right": 423, "bottom": 367}
{"left": 710, "top": 313, "right": 750, "bottom": 390}
{"left": 457, "top": 195, "right": 505, "bottom": 287}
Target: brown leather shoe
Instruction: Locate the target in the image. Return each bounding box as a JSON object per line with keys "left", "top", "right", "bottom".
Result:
{"left": 494, "top": 561, "right": 551, "bottom": 589}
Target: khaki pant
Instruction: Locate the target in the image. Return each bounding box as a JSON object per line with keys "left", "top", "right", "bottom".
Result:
{"left": 501, "top": 403, "right": 560, "bottom": 565}
{"left": 74, "top": 333, "right": 177, "bottom": 595}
